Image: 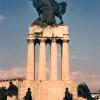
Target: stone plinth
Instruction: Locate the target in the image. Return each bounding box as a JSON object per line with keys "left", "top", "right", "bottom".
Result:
{"left": 18, "top": 80, "right": 78, "bottom": 100}
{"left": 78, "top": 97, "right": 87, "bottom": 100}
{"left": 24, "top": 25, "right": 78, "bottom": 100}
{"left": 7, "top": 96, "right": 18, "bottom": 100}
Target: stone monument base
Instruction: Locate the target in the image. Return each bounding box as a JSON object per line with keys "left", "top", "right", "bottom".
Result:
{"left": 21, "top": 25, "right": 79, "bottom": 100}
{"left": 19, "top": 80, "right": 78, "bottom": 100}
{"left": 7, "top": 96, "right": 18, "bottom": 100}
{"left": 78, "top": 97, "right": 87, "bottom": 100}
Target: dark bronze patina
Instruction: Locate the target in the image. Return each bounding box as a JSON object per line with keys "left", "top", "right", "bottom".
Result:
{"left": 30, "top": 0, "right": 67, "bottom": 25}
{"left": 77, "top": 83, "right": 94, "bottom": 100}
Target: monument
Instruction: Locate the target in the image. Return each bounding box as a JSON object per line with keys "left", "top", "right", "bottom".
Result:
{"left": 18, "top": 0, "right": 78, "bottom": 100}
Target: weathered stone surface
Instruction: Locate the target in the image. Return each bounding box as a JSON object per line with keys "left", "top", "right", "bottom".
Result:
{"left": 28, "top": 25, "right": 68, "bottom": 38}
{"left": 19, "top": 80, "right": 78, "bottom": 100}
{"left": 24, "top": 25, "right": 78, "bottom": 100}
{"left": 7, "top": 96, "right": 18, "bottom": 100}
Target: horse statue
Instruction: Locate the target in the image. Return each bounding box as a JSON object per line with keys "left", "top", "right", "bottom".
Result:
{"left": 0, "top": 82, "right": 18, "bottom": 100}
{"left": 0, "top": 87, "right": 7, "bottom": 100}
{"left": 7, "top": 81, "right": 18, "bottom": 97}
{"left": 29, "top": 0, "right": 67, "bottom": 25}
{"left": 77, "top": 83, "right": 94, "bottom": 100}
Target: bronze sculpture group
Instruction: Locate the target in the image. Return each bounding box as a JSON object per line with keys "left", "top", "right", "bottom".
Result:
{"left": 30, "top": 0, "right": 67, "bottom": 25}
{"left": 0, "top": 81, "right": 18, "bottom": 100}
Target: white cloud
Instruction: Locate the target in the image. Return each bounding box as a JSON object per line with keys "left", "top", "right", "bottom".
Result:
{"left": 0, "top": 15, "right": 5, "bottom": 24}
{"left": 70, "top": 71, "right": 100, "bottom": 92}
{"left": 71, "top": 55, "right": 87, "bottom": 61}
{"left": 0, "top": 65, "right": 99, "bottom": 92}
{"left": 0, "top": 67, "right": 26, "bottom": 80}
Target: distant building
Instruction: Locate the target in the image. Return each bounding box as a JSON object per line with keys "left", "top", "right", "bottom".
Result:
{"left": 0, "top": 77, "right": 25, "bottom": 88}
{"left": 91, "top": 92, "right": 100, "bottom": 100}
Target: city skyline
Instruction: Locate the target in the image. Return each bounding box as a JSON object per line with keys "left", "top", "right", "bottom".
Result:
{"left": 0, "top": 0, "right": 100, "bottom": 91}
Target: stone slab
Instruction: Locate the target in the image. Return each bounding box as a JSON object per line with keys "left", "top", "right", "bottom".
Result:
{"left": 18, "top": 80, "right": 78, "bottom": 100}
{"left": 7, "top": 96, "right": 18, "bottom": 100}
{"left": 28, "top": 25, "right": 68, "bottom": 38}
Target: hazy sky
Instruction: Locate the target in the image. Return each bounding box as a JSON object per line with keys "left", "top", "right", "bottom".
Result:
{"left": 0, "top": 0, "right": 100, "bottom": 91}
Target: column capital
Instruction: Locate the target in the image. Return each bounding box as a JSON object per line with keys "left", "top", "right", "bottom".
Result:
{"left": 40, "top": 38, "right": 46, "bottom": 42}
{"left": 51, "top": 38, "right": 57, "bottom": 42}
{"left": 62, "top": 39, "right": 69, "bottom": 43}
{"left": 27, "top": 38, "right": 35, "bottom": 43}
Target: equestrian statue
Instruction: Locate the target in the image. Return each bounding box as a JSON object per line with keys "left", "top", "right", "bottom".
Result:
{"left": 29, "top": 0, "right": 67, "bottom": 25}
{"left": 77, "top": 83, "right": 95, "bottom": 100}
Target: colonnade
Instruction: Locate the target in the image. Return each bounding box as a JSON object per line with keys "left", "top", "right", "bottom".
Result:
{"left": 26, "top": 37, "right": 70, "bottom": 81}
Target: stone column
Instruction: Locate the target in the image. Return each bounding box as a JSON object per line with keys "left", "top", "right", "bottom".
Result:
{"left": 50, "top": 39, "right": 57, "bottom": 80}
{"left": 26, "top": 39, "right": 35, "bottom": 80}
{"left": 61, "top": 39, "right": 70, "bottom": 80}
{"left": 38, "top": 39, "right": 46, "bottom": 80}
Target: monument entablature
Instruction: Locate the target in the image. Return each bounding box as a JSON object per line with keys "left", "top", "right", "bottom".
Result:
{"left": 27, "top": 25, "right": 70, "bottom": 45}
{"left": 28, "top": 25, "right": 69, "bottom": 38}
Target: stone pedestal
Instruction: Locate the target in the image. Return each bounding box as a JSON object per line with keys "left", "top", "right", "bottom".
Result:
{"left": 23, "top": 25, "right": 79, "bottom": 100}
{"left": 78, "top": 97, "right": 87, "bottom": 100}
{"left": 7, "top": 96, "right": 18, "bottom": 100}
{"left": 19, "top": 80, "right": 78, "bottom": 100}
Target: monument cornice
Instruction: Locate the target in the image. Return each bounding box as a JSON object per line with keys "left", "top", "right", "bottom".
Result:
{"left": 28, "top": 25, "right": 69, "bottom": 39}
